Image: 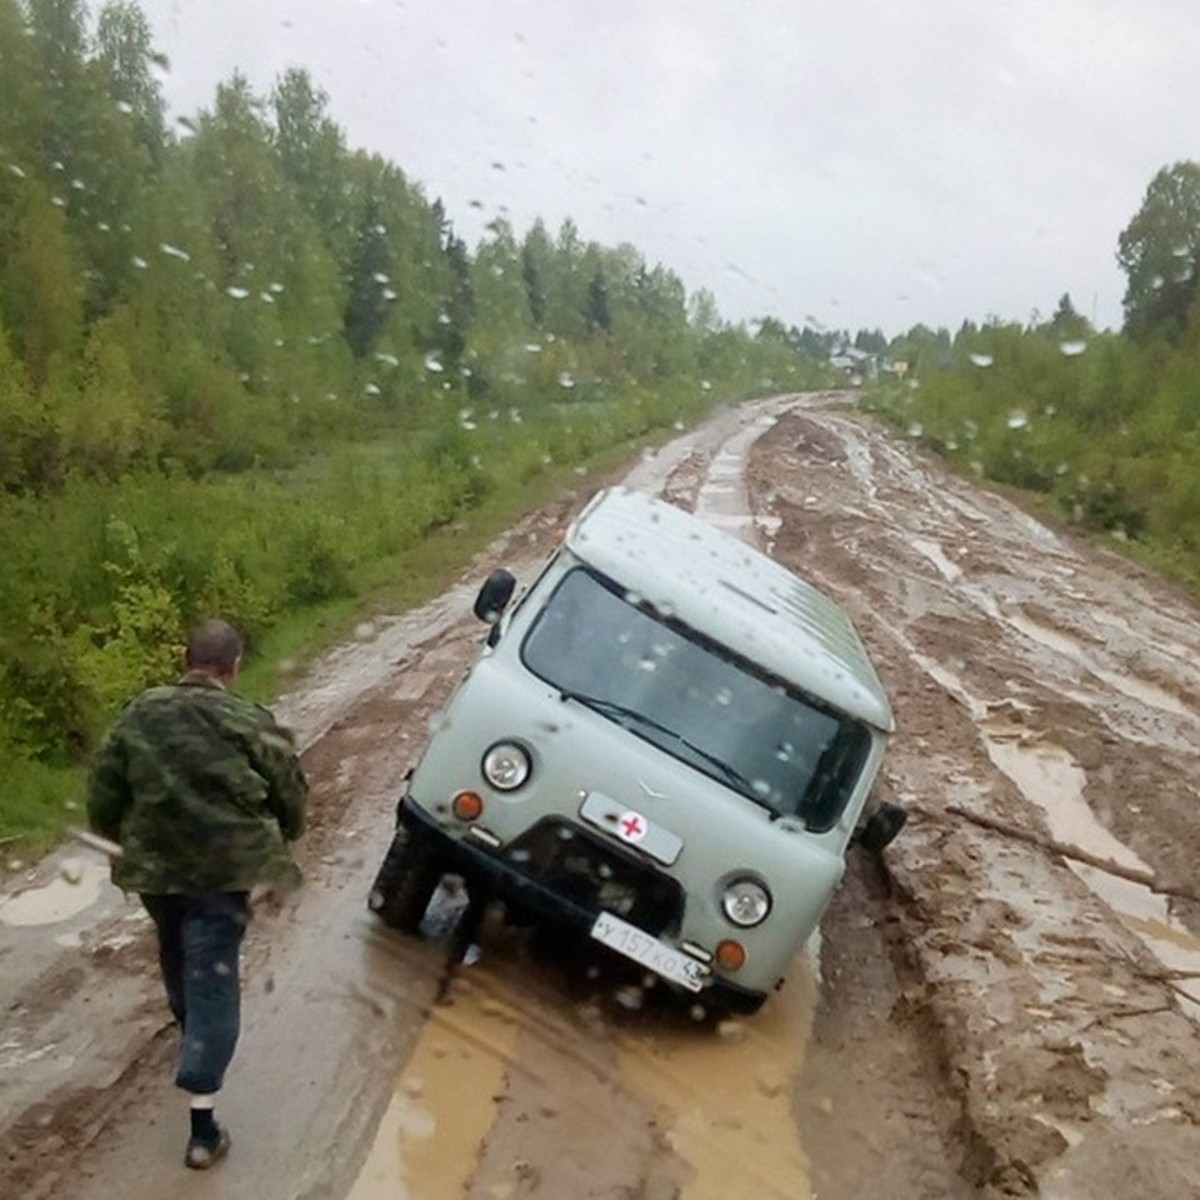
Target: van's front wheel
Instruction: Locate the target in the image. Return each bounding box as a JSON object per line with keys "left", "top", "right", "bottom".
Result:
{"left": 367, "top": 830, "right": 442, "bottom": 932}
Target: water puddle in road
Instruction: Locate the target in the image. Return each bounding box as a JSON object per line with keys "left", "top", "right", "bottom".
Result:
{"left": 0, "top": 860, "right": 108, "bottom": 927}
{"left": 619, "top": 960, "right": 817, "bottom": 1199}
{"left": 1004, "top": 610, "right": 1196, "bottom": 722}
{"left": 984, "top": 734, "right": 1200, "bottom": 1017}
{"left": 346, "top": 972, "right": 521, "bottom": 1200}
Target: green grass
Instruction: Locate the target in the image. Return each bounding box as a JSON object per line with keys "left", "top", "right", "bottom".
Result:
{"left": 0, "top": 759, "right": 86, "bottom": 867}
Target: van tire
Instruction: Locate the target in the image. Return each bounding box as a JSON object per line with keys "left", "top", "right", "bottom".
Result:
{"left": 367, "top": 831, "right": 442, "bottom": 932}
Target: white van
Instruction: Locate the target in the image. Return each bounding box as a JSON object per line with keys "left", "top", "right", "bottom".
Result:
{"left": 369, "top": 486, "right": 902, "bottom": 1014}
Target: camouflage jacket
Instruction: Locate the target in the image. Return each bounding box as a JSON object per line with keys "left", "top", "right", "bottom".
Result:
{"left": 87, "top": 673, "right": 309, "bottom": 895}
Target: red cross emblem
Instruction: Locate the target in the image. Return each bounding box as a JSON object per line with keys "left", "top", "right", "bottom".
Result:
{"left": 617, "top": 810, "right": 648, "bottom": 843}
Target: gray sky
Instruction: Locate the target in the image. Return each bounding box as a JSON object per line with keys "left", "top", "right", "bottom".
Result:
{"left": 137, "top": 0, "right": 1200, "bottom": 336}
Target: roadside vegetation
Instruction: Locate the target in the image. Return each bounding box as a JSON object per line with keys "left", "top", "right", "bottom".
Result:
{"left": 860, "top": 164, "right": 1200, "bottom": 591}
{"left": 0, "top": 0, "right": 830, "bottom": 859}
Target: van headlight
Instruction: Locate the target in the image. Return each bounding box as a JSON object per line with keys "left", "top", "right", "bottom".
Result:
{"left": 482, "top": 741, "right": 531, "bottom": 791}
{"left": 721, "top": 879, "right": 771, "bottom": 927}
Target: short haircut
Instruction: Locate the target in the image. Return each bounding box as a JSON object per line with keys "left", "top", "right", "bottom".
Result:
{"left": 186, "top": 619, "right": 244, "bottom": 673}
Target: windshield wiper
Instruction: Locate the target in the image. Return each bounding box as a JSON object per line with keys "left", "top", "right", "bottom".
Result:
{"left": 559, "top": 689, "right": 759, "bottom": 799}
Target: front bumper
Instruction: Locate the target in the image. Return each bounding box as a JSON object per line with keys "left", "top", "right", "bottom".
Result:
{"left": 398, "top": 797, "right": 768, "bottom": 1015}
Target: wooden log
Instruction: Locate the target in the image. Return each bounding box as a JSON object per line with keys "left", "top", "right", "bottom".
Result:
{"left": 912, "top": 802, "right": 1200, "bottom": 906}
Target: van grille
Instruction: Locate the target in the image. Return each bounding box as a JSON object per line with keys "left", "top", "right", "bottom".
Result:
{"left": 503, "top": 818, "right": 684, "bottom": 936}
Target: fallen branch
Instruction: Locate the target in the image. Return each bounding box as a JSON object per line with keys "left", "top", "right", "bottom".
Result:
{"left": 914, "top": 803, "right": 1200, "bottom": 906}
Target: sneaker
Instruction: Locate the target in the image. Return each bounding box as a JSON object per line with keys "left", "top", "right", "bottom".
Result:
{"left": 184, "top": 1125, "right": 231, "bottom": 1170}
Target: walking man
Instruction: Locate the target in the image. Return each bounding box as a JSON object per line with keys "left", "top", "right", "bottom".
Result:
{"left": 87, "top": 618, "right": 308, "bottom": 1169}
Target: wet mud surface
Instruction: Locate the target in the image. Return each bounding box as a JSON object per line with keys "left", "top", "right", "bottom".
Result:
{"left": 3, "top": 394, "right": 1199, "bottom": 1198}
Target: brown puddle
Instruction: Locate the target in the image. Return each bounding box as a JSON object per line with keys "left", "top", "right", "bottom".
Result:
{"left": 347, "top": 951, "right": 819, "bottom": 1200}
{"left": 346, "top": 972, "right": 521, "bottom": 1200}
{"left": 618, "top": 955, "right": 817, "bottom": 1199}
{"left": 985, "top": 734, "right": 1200, "bottom": 1016}
{"left": 1004, "top": 610, "right": 1196, "bottom": 723}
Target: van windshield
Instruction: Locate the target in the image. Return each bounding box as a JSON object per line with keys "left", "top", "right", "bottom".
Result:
{"left": 521, "top": 568, "right": 871, "bottom": 831}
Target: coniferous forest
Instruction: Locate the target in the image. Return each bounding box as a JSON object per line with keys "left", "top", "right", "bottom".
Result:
{"left": 0, "top": 0, "right": 833, "bottom": 849}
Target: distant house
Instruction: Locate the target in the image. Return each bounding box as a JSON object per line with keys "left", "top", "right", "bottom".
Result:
{"left": 829, "top": 344, "right": 878, "bottom": 382}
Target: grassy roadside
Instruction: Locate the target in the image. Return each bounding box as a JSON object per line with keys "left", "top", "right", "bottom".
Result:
{"left": 0, "top": 427, "right": 666, "bottom": 872}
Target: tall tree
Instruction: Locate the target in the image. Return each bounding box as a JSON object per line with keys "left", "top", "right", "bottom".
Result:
{"left": 521, "top": 219, "right": 552, "bottom": 328}
{"left": 271, "top": 67, "right": 346, "bottom": 235}
{"left": 94, "top": 0, "right": 166, "bottom": 160}
{"left": 1117, "top": 161, "right": 1200, "bottom": 342}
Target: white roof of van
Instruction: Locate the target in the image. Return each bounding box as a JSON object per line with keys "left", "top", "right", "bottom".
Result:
{"left": 566, "top": 487, "right": 894, "bottom": 732}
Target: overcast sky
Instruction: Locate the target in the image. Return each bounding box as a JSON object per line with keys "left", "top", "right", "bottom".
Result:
{"left": 136, "top": 0, "right": 1200, "bottom": 336}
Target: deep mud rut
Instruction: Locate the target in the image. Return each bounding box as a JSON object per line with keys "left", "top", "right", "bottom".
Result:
{"left": 2, "top": 394, "right": 1199, "bottom": 1199}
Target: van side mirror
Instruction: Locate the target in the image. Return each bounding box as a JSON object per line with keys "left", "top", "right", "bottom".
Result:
{"left": 474, "top": 568, "right": 516, "bottom": 625}
{"left": 854, "top": 802, "right": 907, "bottom": 852}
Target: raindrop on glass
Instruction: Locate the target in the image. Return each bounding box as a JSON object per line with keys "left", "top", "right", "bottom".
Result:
{"left": 969, "top": 353, "right": 993, "bottom": 368}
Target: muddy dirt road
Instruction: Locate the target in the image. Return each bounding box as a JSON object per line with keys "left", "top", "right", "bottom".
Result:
{"left": 2, "top": 394, "right": 1199, "bottom": 1199}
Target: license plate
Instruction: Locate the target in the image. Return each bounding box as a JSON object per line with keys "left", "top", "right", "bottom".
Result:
{"left": 590, "top": 911, "right": 707, "bottom": 992}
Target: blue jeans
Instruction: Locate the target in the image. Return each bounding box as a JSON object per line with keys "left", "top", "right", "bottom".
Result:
{"left": 141, "top": 891, "right": 250, "bottom": 1095}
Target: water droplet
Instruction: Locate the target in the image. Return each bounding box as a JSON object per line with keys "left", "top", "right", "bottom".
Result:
{"left": 382, "top": 287, "right": 398, "bottom": 301}
{"left": 364, "top": 382, "right": 381, "bottom": 395}
{"left": 969, "top": 353, "right": 993, "bottom": 368}
{"left": 372, "top": 271, "right": 390, "bottom": 284}
{"left": 1006, "top": 410, "right": 1029, "bottom": 430}
{"left": 374, "top": 352, "right": 399, "bottom": 367}
{"left": 423, "top": 353, "right": 444, "bottom": 372}
{"left": 8, "top": 163, "right": 27, "bottom": 178}
{"left": 907, "top": 423, "right": 923, "bottom": 439}
{"left": 225, "top": 286, "right": 250, "bottom": 299}
{"left": 131, "top": 256, "right": 149, "bottom": 270}
{"left": 558, "top": 372, "right": 575, "bottom": 388}
{"left": 1059, "top": 339, "right": 1087, "bottom": 357}
{"left": 160, "top": 243, "right": 190, "bottom": 262}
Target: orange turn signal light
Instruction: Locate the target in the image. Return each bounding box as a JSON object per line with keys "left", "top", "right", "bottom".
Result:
{"left": 451, "top": 791, "right": 484, "bottom": 822}
{"left": 715, "top": 939, "right": 746, "bottom": 972}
